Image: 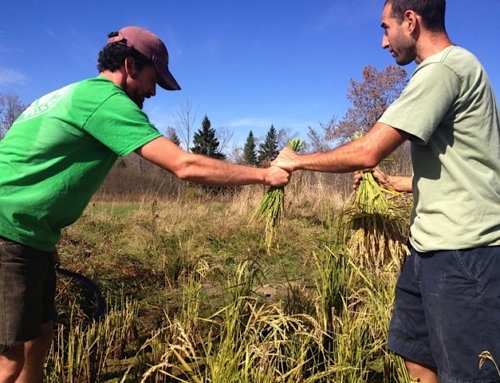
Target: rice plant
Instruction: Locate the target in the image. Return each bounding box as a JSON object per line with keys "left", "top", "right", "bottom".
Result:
{"left": 45, "top": 298, "right": 139, "bottom": 382}
{"left": 252, "top": 139, "right": 304, "bottom": 252}
{"left": 137, "top": 259, "right": 336, "bottom": 382}
{"left": 342, "top": 169, "right": 409, "bottom": 269}
{"left": 479, "top": 351, "right": 500, "bottom": 378}
{"left": 44, "top": 177, "right": 416, "bottom": 383}
{"left": 347, "top": 262, "right": 415, "bottom": 382}
{"left": 141, "top": 299, "right": 330, "bottom": 382}
{"left": 311, "top": 246, "right": 352, "bottom": 338}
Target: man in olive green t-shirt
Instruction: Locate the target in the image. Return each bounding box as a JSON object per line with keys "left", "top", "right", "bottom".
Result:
{"left": 0, "top": 26, "right": 290, "bottom": 382}
{"left": 273, "top": 1, "right": 500, "bottom": 382}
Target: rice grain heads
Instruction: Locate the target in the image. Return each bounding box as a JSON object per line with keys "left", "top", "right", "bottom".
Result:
{"left": 343, "top": 169, "right": 409, "bottom": 269}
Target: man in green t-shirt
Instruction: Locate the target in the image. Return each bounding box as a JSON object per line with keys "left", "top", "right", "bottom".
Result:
{"left": 273, "top": 1, "right": 500, "bottom": 382}
{"left": 0, "top": 26, "right": 290, "bottom": 382}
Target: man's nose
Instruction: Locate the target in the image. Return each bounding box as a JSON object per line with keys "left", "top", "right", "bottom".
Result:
{"left": 382, "top": 34, "right": 389, "bottom": 49}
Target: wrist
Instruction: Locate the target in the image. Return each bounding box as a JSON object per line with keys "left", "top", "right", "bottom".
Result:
{"left": 262, "top": 167, "right": 273, "bottom": 185}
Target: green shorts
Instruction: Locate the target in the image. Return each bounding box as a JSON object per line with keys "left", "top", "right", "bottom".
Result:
{"left": 0, "top": 235, "right": 57, "bottom": 352}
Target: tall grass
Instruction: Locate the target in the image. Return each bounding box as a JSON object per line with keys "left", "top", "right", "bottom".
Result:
{"left": 46, "top": 174, "right": 411, "bottom": 382}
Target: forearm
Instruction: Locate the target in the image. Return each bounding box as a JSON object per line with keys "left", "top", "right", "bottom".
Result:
{"left": 274, "top": 123, "right": 410, "bottom": 173}
{"left": 385, "top": 175, "right": 413, "bottom": 193}
{"left": 175, "top": 155, "right": 269, "bottom": 186}
{"left": 136, "top": 137, "right": 288, "bottom": 187}
{"left": 294, "top": 143, "right": 378, "bottom": 173}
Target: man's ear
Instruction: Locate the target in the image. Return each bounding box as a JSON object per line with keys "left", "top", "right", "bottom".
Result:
{"left": 124, "top": 56, "right": 135, "bottom": 76}
{"left": 404, "top": 10, "right": 419, "bottom": 34}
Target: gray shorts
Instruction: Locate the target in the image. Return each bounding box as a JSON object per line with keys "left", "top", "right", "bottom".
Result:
{"left": 0, "top": 235, "right": 57, "bottom": 352}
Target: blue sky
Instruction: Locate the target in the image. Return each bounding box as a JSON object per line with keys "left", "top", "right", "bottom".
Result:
{"left": 1, "top": 1, "right": 499, "bottom": 149}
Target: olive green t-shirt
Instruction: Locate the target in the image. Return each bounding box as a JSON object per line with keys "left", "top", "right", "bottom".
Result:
{"left": 0, "top": 77, "right": 162, "bottom": 251}
{"left": 379, "top": 46, "right": 500, "bottom": 252}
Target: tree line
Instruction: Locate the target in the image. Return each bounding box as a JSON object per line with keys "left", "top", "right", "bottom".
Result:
{"left": 1, "top": 65, "right": 411, "bottom": 175}
{"left": 168, "top": 117, "right": 292, "bottom": 168}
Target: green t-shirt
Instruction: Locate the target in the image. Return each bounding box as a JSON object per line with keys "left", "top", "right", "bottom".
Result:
{"left": 379, "top": 46, "right": 500, "bottom": 252}
{"left": 0, "top": 76, "right": 162, "bottom": 251}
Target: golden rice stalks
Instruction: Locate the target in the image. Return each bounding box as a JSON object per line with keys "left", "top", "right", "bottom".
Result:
{"left": 344, "top": 169, "right": 409, "bottom": 269}
{"left": 252, "top": 139, "right": 304, "bottom": 252}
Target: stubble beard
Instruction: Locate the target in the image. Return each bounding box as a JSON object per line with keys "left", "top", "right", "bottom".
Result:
{"left": 123, "top": 78, "right": 144, "bottom": 109}
{"left": 393, "top": 35, "right": 416, "bottom": 66}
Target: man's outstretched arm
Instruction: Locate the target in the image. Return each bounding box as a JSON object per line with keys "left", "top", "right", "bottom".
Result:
{"left": 136, "top": 136, "right": 291, "bottom": 187}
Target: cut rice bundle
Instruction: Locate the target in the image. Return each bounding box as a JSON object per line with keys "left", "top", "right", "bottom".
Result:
{"left": 343, "top": 169, "right": 409, "bottom": 269}
{"left": 252, "top": 139, "right": 304, "bottom": 252}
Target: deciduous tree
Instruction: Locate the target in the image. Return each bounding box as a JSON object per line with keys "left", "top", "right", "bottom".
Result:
{"left": 325, "top": 65, "right": 411, "bottom": 174}
{"left": 172, "top": 98, "right": 198, "bottom": 152}
{"left": 326, "top": 65, "right": 408, "bottom": 144}
{"left": 276, "top": 127, "right": 298, "bottom": 150}
{"left": 215, "top": 124, "right": 234, "bottom": 154}
{"left": 306, "top": 125, "right": 333, "bottom": 153}
{"left": 0, "top": 93, "right": 26, "bottom": 139}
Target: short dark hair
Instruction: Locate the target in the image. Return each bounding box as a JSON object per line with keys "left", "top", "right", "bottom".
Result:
{"left": 385, "top": 0, "right": 446, "bottom": 32}
{"left": 97, "top": 31, "right": 155, "bottom": 73}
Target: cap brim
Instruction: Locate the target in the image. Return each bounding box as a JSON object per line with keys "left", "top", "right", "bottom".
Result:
{"left": 157, "top": 66, "right": 181, "bottom": 91}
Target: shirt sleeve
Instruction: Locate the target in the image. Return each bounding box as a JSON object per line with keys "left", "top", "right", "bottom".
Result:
{"left": 82, "top": 92, "right": 162, "bottom": 157}
{"left": 378, "top": 62, "right": 461, "bottom": 144}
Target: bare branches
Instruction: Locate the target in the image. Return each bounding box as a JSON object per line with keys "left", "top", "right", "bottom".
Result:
{"left": 215, "top": 124, "right": 235, "bottom": 154}
{"left": 172, "top": 98, "right": 198, "bottom": 152}
{"left": 0, "top": 93, "right": 27, "bottom": 138}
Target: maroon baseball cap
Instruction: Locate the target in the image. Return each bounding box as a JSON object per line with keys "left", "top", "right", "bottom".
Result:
{"left": 108, "top": 26, "right": 181, "bottom": 91}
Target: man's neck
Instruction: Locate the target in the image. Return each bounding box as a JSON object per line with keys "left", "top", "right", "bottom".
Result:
{"left": 99, "top": 69, "right": 126, "bottom": 88}
{"left": 415, "top": 32, "right": 454, "bottom": 64}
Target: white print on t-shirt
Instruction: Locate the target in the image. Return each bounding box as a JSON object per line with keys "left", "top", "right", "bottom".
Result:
{"left": 16, "top": 84, "right": 73, "bottom": 123}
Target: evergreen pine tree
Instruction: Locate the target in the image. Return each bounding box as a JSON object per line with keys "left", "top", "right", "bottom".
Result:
{"left": 258, "top": 125, "right": 278, "bottom": 165}
{"left": 243, "top": 130, "right": 258, "bottom": 166}
{"left": 191, "top": 115, "right": 226, "bottom": 160}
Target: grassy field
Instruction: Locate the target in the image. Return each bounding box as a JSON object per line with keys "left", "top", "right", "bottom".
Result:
{"left": 45, "top": 174, "right": 414, "bottom": 382}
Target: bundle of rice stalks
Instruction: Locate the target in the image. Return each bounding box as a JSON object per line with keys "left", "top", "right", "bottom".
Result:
{"left": 252, "top": 139, "right": 304, "bottom": 252}
{"left": 343, "top": 169, "right": 409, "bottom": 269}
